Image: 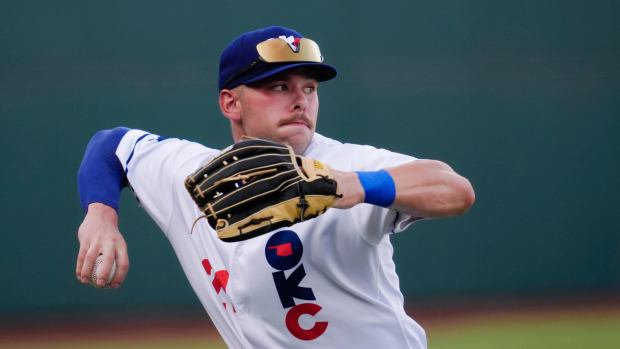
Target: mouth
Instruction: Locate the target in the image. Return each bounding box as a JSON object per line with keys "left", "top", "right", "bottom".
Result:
{"left": 280, "top": 118, "right": 311, "bottom": 129}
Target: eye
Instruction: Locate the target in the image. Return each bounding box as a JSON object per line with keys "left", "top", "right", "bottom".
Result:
{"left": 303, "top": 81, "right": 318, "bottom": 93}
{"left": 270, "top": 83, "right": 287, "bottom": 91}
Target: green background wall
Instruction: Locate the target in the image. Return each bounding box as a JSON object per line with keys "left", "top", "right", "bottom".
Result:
{"left": 1, "top": 1, "right": 618, "bottom": 314}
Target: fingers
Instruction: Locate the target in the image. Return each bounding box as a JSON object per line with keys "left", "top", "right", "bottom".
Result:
{"left": 77, "top": 240, "right": 129, "bottom": 288}
{"left": 75, "top": 241, "right": 87, "bottom": 282}
{"left": 111, "top": 243, "right": 129, "bottom": 289}
{"left": 79, "top": 244, "right": 100, "bottom": 284}
{"left": 75, "top": 206, "right": 129, "bottom": 289}
{"left": 76, "top": 223, "right": 96, "bottom": 284}
{"left": 96, "top": 246, "right": 116, "bottom": 288}
{"left": 99, "top": 239, "right": 129, "bottom": 289}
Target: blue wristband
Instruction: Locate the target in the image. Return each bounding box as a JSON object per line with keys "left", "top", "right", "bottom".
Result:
{"left": 355, "top": 169, "right": 396, "bottom": 207}
{"left": 77, "top": 127, "right": 130, "bottom": 212}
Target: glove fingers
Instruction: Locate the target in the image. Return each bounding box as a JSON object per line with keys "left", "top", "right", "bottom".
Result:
{"left": 191, "top": 158, "right": 297, "bottom": 207}
{"left": 203, "top": 168, "right": 300, "bottom": 214}
{"left": 185, "top": 140, "right": 291, "bottom": 188}
{"left": 204, "top": 140, "right": 290, "bottom": 175}
{"left": 203, "top": 153, "right": 294, "bottom": 185}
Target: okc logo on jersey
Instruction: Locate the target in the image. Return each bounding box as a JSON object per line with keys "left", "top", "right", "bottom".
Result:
{"left": 265, "top": 230, "right": 328, "bottom": 341}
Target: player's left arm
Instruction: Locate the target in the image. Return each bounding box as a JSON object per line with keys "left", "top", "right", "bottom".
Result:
{"left": 331, "top": 159, "right": 475, "bottom": 218}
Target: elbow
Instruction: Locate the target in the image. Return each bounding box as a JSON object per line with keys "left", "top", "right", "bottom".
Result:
{"left": 424, "top": 160, "right": 475, "bottom": 213}
{"left": 453, "top": 177, "right": 475, "bottom": 215}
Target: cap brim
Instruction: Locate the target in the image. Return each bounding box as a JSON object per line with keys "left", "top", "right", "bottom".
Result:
{"left": 242, "top": 62, "right": 337, "bottom": 86}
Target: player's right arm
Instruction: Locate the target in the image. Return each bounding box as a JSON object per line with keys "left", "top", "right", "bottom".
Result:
{"left": 75, "top": 127, "right": 131, "bottom": 288}
{"left": 75, "top": 127, "right": 216, "bottom": 288}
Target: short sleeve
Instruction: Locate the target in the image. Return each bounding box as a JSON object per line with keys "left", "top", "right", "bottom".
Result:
{"left": 334, "top": 143, "right": 422, "bottom": 244}
{"left": 115, "top": 130, "right": 218, "bottom": 231}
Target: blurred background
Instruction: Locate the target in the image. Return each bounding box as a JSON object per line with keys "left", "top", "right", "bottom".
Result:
{"left": 1, "top": 0, "right": 619, "bottom": 348}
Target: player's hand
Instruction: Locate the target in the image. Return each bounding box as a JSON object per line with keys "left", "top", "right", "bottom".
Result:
{"left": 76, "top": 203, "right": 129, "bottom": 288}
{"left": 331, "top": 170, "right": 364, "bottom": 209}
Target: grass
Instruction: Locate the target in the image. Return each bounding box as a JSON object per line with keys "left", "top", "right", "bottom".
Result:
{"left": 6, "top": 340, "right": 227, "bottom": 349}
{"left": 3, "top": 307, "right": 619, "bottom": 349}
{"left": 428, "top": 308, "right": 620, "bottom": 349}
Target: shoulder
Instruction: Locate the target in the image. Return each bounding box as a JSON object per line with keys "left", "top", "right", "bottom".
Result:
{"left": 304, "top": 133, "right": 369, "bottom": 157}
{"left": 116, "top": 128, "right": 220, "bottom": 174}
{"left": 306, "top": 133, "right": 397, "bottom": 154}
{"left": 303, "top": 133, "right": 342, "bottom": 154}
{"left": 306, "top": 133, "right": 418, "bottom": 171}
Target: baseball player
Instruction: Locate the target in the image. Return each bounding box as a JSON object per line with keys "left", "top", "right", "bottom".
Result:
{"left": 76, "top": 26, "right": 474, "bottom": 348}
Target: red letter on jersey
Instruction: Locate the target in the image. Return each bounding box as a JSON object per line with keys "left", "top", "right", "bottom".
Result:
{"left": 268, "top": 243, "right": 293, "bottom": 256}
{"left": 285, "top": 303, "right": 328, "bottom": 340}
{"left": 212, "top": 270, "right": 229, "bottom": 294}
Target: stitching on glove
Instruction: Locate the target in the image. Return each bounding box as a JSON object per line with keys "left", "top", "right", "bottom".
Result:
{"left": 212, "top": 168, "right": 278, "bottom": 187}
{"left": 296, "top": 181, "right": 309, "bottom": 221}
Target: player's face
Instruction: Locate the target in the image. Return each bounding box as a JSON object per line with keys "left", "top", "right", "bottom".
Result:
{"left": 235, "top": 69, "right": 319, "bottom": 154}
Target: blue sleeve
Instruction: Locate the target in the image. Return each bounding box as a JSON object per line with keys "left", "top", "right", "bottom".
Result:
{"left": 77, "top": 127, "right": 131, "bottom": 212}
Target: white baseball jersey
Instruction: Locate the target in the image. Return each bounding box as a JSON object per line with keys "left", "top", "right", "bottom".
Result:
{"left": 116, "top": 130, "right": 426, "bottom": 349}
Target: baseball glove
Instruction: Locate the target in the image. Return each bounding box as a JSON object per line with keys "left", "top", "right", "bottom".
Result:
{"left": 185, "top": 138, "right": 340, "bottom": 242}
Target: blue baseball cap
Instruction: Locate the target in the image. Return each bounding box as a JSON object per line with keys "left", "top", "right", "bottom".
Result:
{"left": 218, "top": 26, "right": 337, "bottom": 90}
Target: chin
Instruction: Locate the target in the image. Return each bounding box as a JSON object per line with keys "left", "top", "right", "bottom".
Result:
{"left": 248, "top": 128, "right": 313, "bottom": 154}
{"left": 282, "top": 133, "right": 312, "bottom": 155}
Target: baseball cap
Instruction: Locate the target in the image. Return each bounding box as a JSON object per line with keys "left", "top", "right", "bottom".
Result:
{"left": 218, "top": 26, "right": 337, "bottom": 90}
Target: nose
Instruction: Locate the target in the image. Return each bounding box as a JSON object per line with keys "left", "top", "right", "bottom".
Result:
{"left": 290, "top": 86, "right": 308, "bottom": 112}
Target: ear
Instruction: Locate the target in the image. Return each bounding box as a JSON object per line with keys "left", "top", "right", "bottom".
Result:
{"left": 219, "top": 88, "right": 242, "bottom": 122}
